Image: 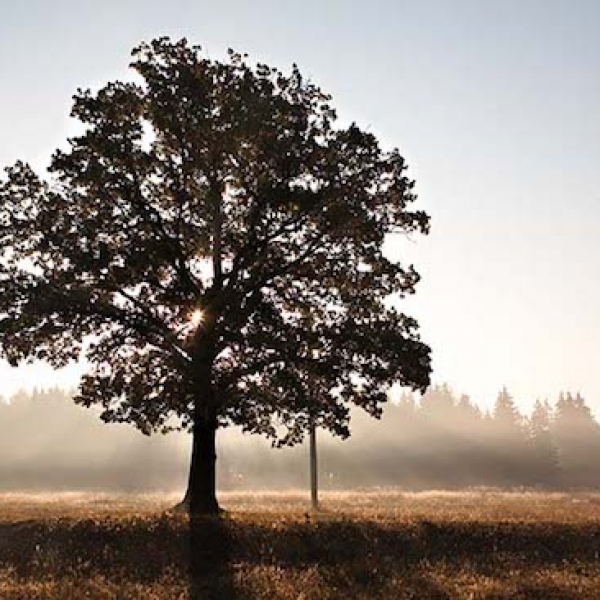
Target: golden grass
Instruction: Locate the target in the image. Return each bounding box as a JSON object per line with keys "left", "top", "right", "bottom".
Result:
{"left": 0, "top": 490, "right": 599, "bottom": 598}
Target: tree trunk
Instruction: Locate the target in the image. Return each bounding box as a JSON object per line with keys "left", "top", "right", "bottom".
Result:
{"left": 180, "top": 173, "right": 224, "bottom": 517}
{"left": 310, "top": 421, "right": 319, "bottom": 511}
{"left": 184, "top": 334, "right": 221, "bottom": 517}
{"left": 183, "top": 252, "right": 222, "bottom": 517}
{"left": 173, "top": 486, "right": 190, "bottom": 513}
{"left": 187, "top": 408, "right": 220, "bottom": 516}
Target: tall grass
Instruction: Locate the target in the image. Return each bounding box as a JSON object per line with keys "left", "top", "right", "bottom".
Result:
{"left": 0, "top": 491, "right": 599, "bottom": 599}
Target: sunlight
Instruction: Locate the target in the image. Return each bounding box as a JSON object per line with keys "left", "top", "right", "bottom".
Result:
{"left": 190, "top": 309, "right": 204, "bottom": 327}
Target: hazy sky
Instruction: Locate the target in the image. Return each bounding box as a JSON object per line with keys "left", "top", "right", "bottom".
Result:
{"left": 1, "top": 0, "right": 599, "bottom": 413}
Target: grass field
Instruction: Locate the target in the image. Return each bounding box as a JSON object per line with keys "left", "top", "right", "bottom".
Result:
{"left": 0, "top": 490, "right": 599, "bottom": 599}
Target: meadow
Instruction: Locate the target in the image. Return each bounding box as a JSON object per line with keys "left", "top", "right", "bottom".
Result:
{"left": 0, "top": 490, "right": 599, "bottom": 599}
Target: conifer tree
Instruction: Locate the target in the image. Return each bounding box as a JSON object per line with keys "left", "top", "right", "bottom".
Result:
{"left": 553, "top": 392, "right": 600, "bottom": 487}
{"left": 492, "top": 387, "right": 528, "bottom": 485}
{"left": 529, "top": 399, "right": 559, "bottom": 487}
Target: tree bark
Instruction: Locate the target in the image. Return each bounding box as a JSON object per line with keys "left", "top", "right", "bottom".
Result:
{"left": 174, "top": 486, "right": 190, "bottom": 512}
{"left": 310, "top": 421, "right": 319, "bottom": 511}
{"left": 187, "top": 406, "right": 220, "bottom": 516}
{"left": 184, "top": 320, "right": 221, "bottom": 517}
{"left": 175, "top": 409, "right": 220, "bottom": 516}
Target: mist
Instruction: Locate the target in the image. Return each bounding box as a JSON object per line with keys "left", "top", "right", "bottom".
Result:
{"left": 1, "top": 385, "right": 598, "bottom": 493}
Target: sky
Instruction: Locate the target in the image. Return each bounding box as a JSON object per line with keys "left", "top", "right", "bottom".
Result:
{"left": 1, "top": 0, "right": 599, "bottom": 414}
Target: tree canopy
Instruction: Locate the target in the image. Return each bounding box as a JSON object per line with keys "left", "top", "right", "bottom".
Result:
{"left": 0, "top": 38, "right": 430, "bottom": 510}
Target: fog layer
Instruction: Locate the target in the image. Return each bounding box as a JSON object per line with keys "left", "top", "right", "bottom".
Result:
{"left": 1, "top": 386, "right": 598, "bottom": 492}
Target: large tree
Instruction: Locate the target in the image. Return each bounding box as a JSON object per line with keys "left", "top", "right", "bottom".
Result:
{"left": 0, "top": 38, "right": 431, "bottom": 515}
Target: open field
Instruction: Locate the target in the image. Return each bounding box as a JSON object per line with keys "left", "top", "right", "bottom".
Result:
{"left": 1, "top": 490, "right": 600, "bottom": 599}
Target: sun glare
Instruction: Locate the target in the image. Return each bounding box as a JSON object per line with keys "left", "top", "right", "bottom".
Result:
{"left": 190, "top": 309, "right": 204, "bottom": 327}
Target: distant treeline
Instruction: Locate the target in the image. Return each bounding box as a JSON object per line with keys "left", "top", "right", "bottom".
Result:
{"left": 0, "top": 385, "right": 598, "bottom": 491}
{"left": 315, "top": 385, "right": 600, "bottom": 490}
{"left": 0, "top": 388, "right": 189, "bottom": 492}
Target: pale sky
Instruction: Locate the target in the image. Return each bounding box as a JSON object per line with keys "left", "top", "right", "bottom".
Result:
{"left": 1, "top": 0, "right": 599, "bottom": 413}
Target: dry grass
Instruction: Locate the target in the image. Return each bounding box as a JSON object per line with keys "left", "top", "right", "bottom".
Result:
{"left": 0, "top": 490, "right": 599, "bottom": 598}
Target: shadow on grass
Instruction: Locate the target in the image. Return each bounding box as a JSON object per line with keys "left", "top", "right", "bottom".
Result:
{"left": 189, "top": 515, "right": 242, "bottom": 600}
{"left": 0, "top": 517, "right": 598, "bottom": 598}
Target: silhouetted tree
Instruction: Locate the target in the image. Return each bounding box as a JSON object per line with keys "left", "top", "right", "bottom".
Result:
{"left": 397, "top": 391, "right": 418, "bottom": 418}
{"left": 0, "top": 38, "right": 431, "bottom": 514}
{"left": 553, "top": 393, "right": 600, "bottom": 487}
{"left": 493, "top": 387, "right": 522, "bottom": 427}
{"left": 451, "top": 393, "right": 489, "bottom": 484}
{"left": 529, "top": 399, "right": 560, "bottom": 487}
{"left": 455, "top": 394, "right": 482, "bottom": 430}
{"left": 420, "top": 383, "right": 455, "bottom": 423}
{"left": 491, "top": 387, "right": 529, "bottom": 485}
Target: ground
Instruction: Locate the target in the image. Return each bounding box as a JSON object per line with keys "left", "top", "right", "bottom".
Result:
{"left": 0, "top": 490, "right": 599, "bottom": 599}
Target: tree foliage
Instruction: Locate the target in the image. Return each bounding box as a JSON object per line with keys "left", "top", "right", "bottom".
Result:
{"left": 0, "top": 37, "right": 430, "bottom": 445}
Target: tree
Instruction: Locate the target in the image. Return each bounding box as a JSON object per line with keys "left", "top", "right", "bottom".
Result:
{"left": 420, "top": 383, "right": 455, "bottom": 423}
{"left": 529, "top": 399, "right": 559, "bottom": 487}
{"left": 493, "top": 387, "right": 522, "bottom": 428}
{"left": 0, "top": 38, "right": 431, "bottom": 515}
{"left": 553, "top": 392, "right": 600, "bottom": 487}
{"left": 491, "top": 387, "right": 528, "bottom": 485}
